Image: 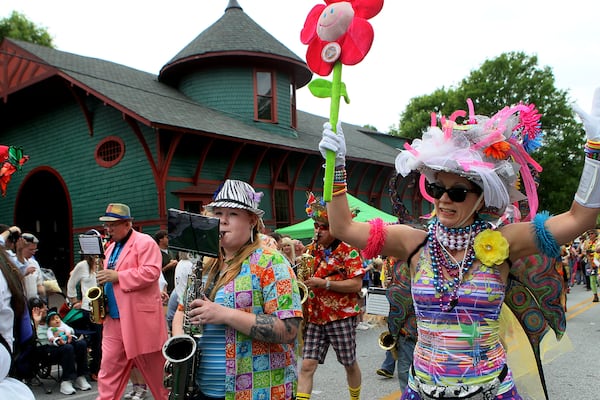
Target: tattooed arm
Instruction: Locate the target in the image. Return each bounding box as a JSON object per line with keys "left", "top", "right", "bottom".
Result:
{"left": 224, "top": 310, "right": 301, "bottom": 344}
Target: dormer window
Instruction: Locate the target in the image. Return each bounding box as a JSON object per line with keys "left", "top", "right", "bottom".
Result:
{"left": 254, "top": 70, "right": 277, "bottom": 122}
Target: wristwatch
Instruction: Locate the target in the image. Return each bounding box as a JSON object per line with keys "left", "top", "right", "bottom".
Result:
{"left": 325, "top": 278, "right": 331, "bottom": 290}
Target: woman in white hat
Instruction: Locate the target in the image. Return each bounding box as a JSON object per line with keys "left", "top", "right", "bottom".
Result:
{"left": 318, "top": 89, "right": 600, "bottom": 400}
{"left": 172, "top": 179, "right": 303, "bottom": 400}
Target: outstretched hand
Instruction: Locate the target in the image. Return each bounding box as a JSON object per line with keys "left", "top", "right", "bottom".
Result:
{"left": 573, "top": 87, "right": 600, "bottom": 141}
{"left": 319, "top": 122, "right": 346, "bottom": 167}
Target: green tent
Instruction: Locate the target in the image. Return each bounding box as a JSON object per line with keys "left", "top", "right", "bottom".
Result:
{"left": 275, "top": 194, "right": 398, "bottom": 240}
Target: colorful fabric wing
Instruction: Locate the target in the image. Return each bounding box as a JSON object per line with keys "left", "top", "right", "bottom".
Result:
{"left": 386, "top": 260, "right": 416, "bottom": 339}
{"left": 505, "top": 253, "right": 566, "bottom": 399}
{"left": 0, "top": 145, "right": 29, "bottom": 197}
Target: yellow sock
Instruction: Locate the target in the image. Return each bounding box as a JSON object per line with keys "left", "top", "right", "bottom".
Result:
{"left": 296, "top": 393, "right": 311, "bottom": 400}
{"left": 349, "top": 385, "right": 361, "bottom": 400}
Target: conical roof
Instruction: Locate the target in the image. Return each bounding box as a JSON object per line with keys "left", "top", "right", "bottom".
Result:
{"left": 159, "top": 0, "right": 312, "bottom": 86}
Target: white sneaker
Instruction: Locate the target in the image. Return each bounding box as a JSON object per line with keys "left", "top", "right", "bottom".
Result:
{"left": 60, "top": 380, "right": 76, "bottom": 395}
{"left": 123, "top": 388, "right": 137, "bottom": 399}
{"left": 131, "top": 388, "right": 147, "bottom": 400}
{"left": 74, "top": 375, "right": 92, "bottom": 390}
{"left": 356, "top": 322, "right": 370, "bottom": 330}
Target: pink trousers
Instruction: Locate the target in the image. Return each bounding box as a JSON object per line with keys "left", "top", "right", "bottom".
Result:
{"left": 96, "top": 317, "right": 168, "bottom": 400}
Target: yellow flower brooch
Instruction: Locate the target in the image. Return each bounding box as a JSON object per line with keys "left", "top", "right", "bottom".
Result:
{"left": 473, "top": 229, "right": 509, "bottom": 266}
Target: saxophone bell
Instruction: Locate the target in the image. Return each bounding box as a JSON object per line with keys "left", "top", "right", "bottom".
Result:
{"left": 378, "top": 331, "right": 398, "bottom": 360}
{"left": 86, "top": 285, "right": 106, "bottom": 324}
{"left": 162, "top": 335, "right": 199, "bottom": 399}
{"left": 297, "top": 281, "right": 309, "bottom": 304}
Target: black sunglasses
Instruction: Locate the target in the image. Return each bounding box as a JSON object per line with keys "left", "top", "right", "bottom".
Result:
{"left": 425, "top": 182, "right": 478, "bottom": 203}
{"left": 313, "top": 222, "right": 329, "bottom": 230}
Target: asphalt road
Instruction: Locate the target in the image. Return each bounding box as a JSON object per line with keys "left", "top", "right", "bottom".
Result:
{"left": 28, "top": 283, "right": 600, "bottom": 400}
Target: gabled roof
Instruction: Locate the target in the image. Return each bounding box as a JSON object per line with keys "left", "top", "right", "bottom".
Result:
{"left": 2, "top": 38, "right": 398, "bottom": 166}
{"left": 159, "top": 2, "right": 312, "bottom": 87}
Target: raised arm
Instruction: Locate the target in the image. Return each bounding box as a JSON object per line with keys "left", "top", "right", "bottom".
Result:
{"left": 319, "top": 122, "right": 426, "bottom": 260}
{"left": 504, "top": 88, "right": 600, "bottom": 260}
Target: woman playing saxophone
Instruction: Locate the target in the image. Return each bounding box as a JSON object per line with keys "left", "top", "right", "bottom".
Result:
{"left": 172, "top": 179, "right": 303, "bottom": 400}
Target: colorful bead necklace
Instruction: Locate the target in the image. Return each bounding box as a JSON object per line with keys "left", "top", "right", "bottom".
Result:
{"left": 428, "top": 219, "right": 489, "bottom": 311}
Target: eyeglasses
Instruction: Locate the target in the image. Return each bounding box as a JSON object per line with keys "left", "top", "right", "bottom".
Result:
{"left": 313, "top": 223, "right": 329, "bottom": 230}
{"left": 425, "top": 182, "right": 478, "bottom": 203}
{"left": 103, "top": 221, "right": 127, "bottom": 229}
{"left": 21, "top": 233, "right": 39, "bottom": 244}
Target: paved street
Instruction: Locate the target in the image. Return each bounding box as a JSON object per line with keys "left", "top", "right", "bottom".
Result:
{"left": 28, "top": 282, "right": 600, "bottom": 399}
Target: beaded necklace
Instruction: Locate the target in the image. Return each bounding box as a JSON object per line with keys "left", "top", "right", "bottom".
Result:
{"left": 428, "top": 218, "right": 489, "bottom": 311}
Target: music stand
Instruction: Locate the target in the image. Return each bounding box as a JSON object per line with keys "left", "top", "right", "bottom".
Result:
{"left": 167, "top": 209, "right": 220, "bottom": 257}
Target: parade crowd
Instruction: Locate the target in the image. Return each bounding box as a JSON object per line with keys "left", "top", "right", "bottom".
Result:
{"left": 2, "top": 87, "right": 600, "bottom": 400}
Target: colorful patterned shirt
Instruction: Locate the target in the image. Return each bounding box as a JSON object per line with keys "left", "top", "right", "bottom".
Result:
{"left": 304, "top": 240, "right": 364, "bottom": 324}
{"left": 220, "top": 246, "right": 303, "bottom": 400}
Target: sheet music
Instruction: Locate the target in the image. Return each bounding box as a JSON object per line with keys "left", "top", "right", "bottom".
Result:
{"left": 79, "top": 234, "right": 104, "bottom": 255}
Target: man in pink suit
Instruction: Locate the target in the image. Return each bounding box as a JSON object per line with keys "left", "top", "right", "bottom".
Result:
{"left": 95, "top": 203, "right": 168, "bottom": 400}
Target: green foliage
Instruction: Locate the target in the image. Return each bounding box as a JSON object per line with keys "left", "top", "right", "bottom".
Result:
{"left": 396, "top": 51, "right": 585, "bottom": 215}
{"left": 0, "top": 11, "right": 54, "bottom": 47}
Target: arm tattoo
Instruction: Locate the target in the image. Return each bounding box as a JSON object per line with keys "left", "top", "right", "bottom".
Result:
{"left": 249, "top": 314, "right": 300, "bottom": 343}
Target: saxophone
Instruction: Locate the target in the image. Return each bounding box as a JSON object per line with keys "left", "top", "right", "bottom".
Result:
{"left": 295, "top": 253, "right": 314, "bottom": 304}
{"left": 86, "top": 256, "right": 106, "bottom": 324}
{"left": 162, "top": 258, "right": 204, "bottom": 400}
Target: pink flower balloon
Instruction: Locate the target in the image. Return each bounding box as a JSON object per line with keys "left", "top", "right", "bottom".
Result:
{"left": 301, "top": 0, "right": 384, "bottom": 76}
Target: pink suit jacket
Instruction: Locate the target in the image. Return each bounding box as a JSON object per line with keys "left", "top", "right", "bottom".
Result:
{"left": 103, "top": 229, "right": 168, "bottom": 360}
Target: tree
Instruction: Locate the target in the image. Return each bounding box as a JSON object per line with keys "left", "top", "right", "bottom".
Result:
{"left": 396, "top": 52, "right": 584, "bottom": 215}
{"left": 0, "top": 11, "right": 54, "bottom": 47}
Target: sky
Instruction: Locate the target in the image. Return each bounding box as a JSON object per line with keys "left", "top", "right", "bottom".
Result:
{"left": 1, "top": 0, "right": 599, "bottom": 132}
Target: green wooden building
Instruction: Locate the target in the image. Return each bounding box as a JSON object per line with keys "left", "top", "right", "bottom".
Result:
{"left": 0, "top": 1, "right": 420, "bottom": 285}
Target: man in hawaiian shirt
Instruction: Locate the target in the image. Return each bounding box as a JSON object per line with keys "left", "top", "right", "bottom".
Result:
{"left": 297, "top": 194, "right": 366, "bottom": 400}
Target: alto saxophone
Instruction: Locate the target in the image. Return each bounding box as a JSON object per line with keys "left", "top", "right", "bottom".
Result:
{"left": 86, "top": 255, "right": 106, "bottom": 324}
{"left": 162, "top": 257, "right": 205, "bottom": 400}
{"left": 295, "top": 253, "right": 314, "bottom": 304}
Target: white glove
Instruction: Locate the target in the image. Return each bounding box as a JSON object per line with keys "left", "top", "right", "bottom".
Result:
{"left": 319, "top": 122, "right": 346, "bottom": 167}
{"left": 573, "top": 87, "right": 600, "bottom": 141}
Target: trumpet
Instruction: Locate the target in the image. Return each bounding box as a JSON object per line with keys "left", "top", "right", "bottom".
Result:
{"left": 87, "top": 256, "right": 106, "bottom": 324}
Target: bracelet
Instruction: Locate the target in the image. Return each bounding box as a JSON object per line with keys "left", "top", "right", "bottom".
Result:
{"left": 325, "top": 278, "right": 331, "bottom": 290}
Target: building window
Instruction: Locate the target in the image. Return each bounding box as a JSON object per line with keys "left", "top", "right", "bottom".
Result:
{"left": 95, "top": 136, "right": 125, "bottom": 168}
{"left": 183, "top": 200, "right": 203, "bottom": 214}
{"left": 255, "top": 70, "right": 277, "bottom": 122}
{"left": 290, "top": 81, "right": 297, "bottom": 128}
{"left": 274, "top": 189, "right": 290, "bottom": 229}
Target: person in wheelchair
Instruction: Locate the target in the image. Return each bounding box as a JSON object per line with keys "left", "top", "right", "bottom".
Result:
{"left": 29, "top": 299, "right": 91, "bottom": 395}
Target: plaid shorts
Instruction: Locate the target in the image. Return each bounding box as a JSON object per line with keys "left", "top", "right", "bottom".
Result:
{"left": 302, "top": 316, "right": 358, "bottom": 366}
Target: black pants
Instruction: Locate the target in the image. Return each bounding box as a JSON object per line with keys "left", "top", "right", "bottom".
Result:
{"left": 38, "top": 339, "right": 89, "bottom": 381}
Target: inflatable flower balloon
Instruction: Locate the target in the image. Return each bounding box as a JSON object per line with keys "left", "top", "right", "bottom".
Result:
{"left": 301, "top": 0, "right": 383, "bottom": 201}
{"left": 0, "top": 145, "right": 29, "bottom": 197}
{"left": 301, "top": 0, "right": 383, "bottom": 76}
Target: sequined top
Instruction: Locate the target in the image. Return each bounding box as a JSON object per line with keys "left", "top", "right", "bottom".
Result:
{"left": 408, "top": 245, "right": 516, "bottom": 395}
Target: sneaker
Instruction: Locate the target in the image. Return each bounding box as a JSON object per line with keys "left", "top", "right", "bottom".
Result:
{"left": 356, "top": 322, "right": 370, "bottom": 330}
{"left": 376, "top": 368, "right": 394, "bottom": 378}
{"left": 74, "top": 375, "right": 92, "bottom": 391}
{"left": 60, "top": 380, "right": 76, "bottom": 395}
{"left": 123, "top": 389, "right": 137, "bottom": 399}
{"left": 131, "top": 388, "right": 148, "bottom": 400}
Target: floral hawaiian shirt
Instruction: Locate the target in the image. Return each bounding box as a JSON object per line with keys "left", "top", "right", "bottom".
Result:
{"left": 304, "top": 240, "right": 364, "bottom": 324}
